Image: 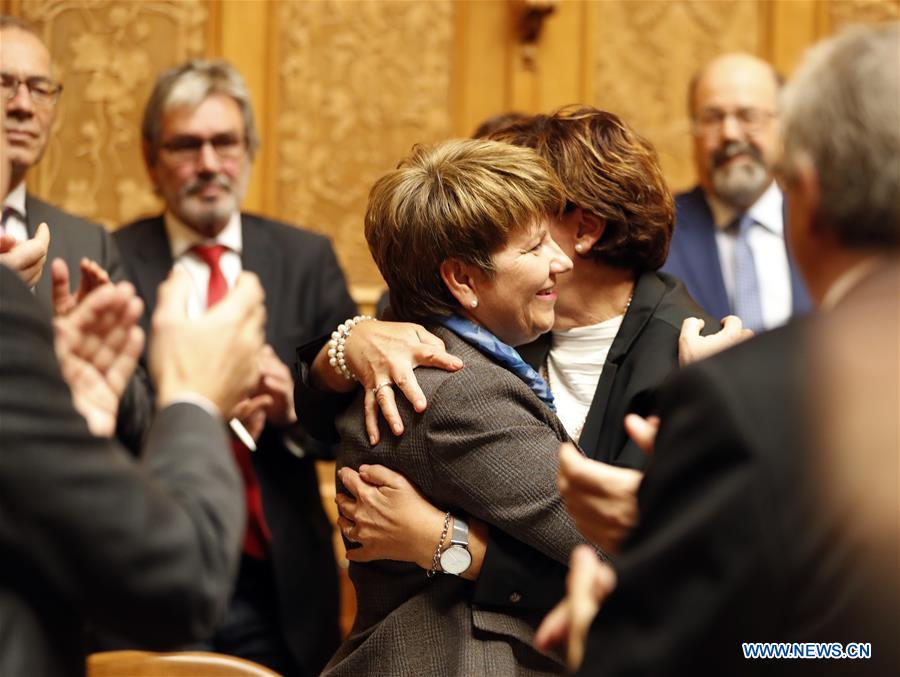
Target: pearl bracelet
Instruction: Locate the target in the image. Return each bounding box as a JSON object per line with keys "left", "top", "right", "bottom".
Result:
{"left": 327, "top": 315, "right": 374, "bottom": 381}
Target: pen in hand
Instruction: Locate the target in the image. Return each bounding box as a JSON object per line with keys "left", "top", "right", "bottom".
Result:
{"left": 229, "top": 418, "right": 257, "bottom": 452}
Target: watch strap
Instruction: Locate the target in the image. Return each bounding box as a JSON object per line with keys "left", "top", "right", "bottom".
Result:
{"left": 450, "top": 515, "right": 469, "bottom": 547}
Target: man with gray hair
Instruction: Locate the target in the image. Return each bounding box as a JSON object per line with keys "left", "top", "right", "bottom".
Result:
{"left": 114, "top": 59, "right": 356, "bottom": 675}
{"left": 662, "top": 52, "right": 811, "bottom": 332}
{"left": 537, "top": 23, "right": 899, "bottom": 676}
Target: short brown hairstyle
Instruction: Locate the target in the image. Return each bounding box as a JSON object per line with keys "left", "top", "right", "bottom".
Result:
{"left": 491, "top": 106, "right": 674, "bottom": 272}
{"left": 365, "top": 139, "right": 565, "bottom": 322}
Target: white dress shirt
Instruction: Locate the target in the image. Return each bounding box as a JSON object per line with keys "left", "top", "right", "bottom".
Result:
{"left": 164, "top": 210, "right": 243, "bottom": 318}
{"left": 2, "top": 182, "right": 29, "bottom": 242}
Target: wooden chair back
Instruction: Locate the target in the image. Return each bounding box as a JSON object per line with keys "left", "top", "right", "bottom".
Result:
{"left": 87, "top": 650, "right": 280, "bottom": 677}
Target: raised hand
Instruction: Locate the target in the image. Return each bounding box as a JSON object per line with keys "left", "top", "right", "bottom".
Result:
{"left": 678, "top": 315, "right": 753, "bottom": 366}
{"left": 534, "top": 544, "right": 617, "bottom": 671}
{"left": 150, "top": 270, "right": 266, "bottom": 415}
{"left": 0, "top": 221, "right": 49, "bottom": 288}
{"left": 53, "top": 282, "right": 145, "bottom": 437}
{"left": 557, "top": 442, "right": 643, "bottom": 554}
{"left": 256, "top": 344, "right": 297, "bottom": 426}
{"left": 51, "top": 257, "right": 112, "bottom": 316}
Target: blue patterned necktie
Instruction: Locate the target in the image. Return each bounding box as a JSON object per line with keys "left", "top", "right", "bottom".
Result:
{"left": 732, "top": 213, "right": 765, "bottom": 332}
{"left": 439, "top": 314, "right": 556, "bottom": 411}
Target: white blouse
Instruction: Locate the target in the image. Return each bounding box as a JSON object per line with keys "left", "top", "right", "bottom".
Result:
{"left": 545, "top": 314, "right": 623, "bottom": 441}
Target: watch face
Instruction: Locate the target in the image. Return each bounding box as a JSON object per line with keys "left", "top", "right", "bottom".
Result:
{"left": 440, "top": 545, "right": 472, "bottom": 575}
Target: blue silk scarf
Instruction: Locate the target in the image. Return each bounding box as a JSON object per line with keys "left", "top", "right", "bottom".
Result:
{"left": 439, "top": 314, "right": 556, "bottom": 412}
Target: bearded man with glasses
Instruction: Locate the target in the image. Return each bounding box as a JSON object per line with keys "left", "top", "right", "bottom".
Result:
{"left": 0, "top": 15, "right": 125, "bottom": 311}
{"left": 113, "top": 58, "right": 356, "bottom": 677}
{"left": 661, "top": 52, "right": 811, "bottom": 332}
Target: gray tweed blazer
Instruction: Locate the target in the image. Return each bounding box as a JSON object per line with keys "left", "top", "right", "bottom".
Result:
{"left": 326, "top": 326, "right": 586, "bottom": 676}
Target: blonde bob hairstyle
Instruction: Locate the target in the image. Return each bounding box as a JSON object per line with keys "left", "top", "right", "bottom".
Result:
{"left": 365, "top": 139, "right": 565, "bottom": 323}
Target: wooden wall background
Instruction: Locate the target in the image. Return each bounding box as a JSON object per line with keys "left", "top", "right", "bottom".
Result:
{"left": 3, "top": 0, "right": 898, "bottom": 305}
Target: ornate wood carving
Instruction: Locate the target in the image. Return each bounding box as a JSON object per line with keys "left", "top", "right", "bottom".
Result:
{"left": 274, "top": 0, "right": 454, "bottom": 290}
{"left": 591, "top": 1, "right": 762, "bottom": 193}
{"left": 19, "top": 1, "right": 208, "bottom": 229}
{"left": 828, "top": 0, "right": 900, "bottom": 28}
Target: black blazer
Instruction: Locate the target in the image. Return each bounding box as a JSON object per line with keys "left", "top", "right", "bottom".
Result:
{"left": 0, "top": 265, "right": 243, "bottom": 677}
{"left": 114, "top": 213, "right": 357, "bottom": 674}
{"left": 473, "top": 271, "right": 717, "bottom": 610}
{"left": 578, "top": 307, "right": 897, "bottom": 676}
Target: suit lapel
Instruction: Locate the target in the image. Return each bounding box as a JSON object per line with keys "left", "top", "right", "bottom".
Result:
{"left": 240, "top": 214, "right": 281, "bottom": 341}
{"left": 23, "top": 193, "right": 41, "bottom": 239}
{"left": 24, "top": 194, "right": 60, "bottom": 307}
{"left": 678, "top": 189, "right": 731, "bottom": 317}
{"left": 130, "top": 216, "right": 174, "bottom": 323}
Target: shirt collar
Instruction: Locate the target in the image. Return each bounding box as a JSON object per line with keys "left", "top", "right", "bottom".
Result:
{"left": 707, "top": 180, "right": 783, "bottom": 235}
{"left": 746, "top": 181, "right": 783, "bottom": 236}
{"left": 164, "top": 210, "right": 243, "bottom": 260}
{"left": 3, "top": 182, "right": 27, "bottom": 217}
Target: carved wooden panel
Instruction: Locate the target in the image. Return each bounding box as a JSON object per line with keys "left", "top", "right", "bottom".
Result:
{"left": 273, "top": 0, "right": 454, "bottom": 293}
{"left": 591, "top": 1, "right": 763, "bottom": 193}
{"left": 16, "top": 0, "right": 208, "bottom": 229}
{"left": 827, "top": 0, "right": 900, "bottom": 28}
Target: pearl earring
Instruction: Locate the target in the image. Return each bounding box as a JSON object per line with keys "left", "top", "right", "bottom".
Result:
{"left": 574, "top": 243, "right": 584, "bottom": 253}
{"left": 470, "top": 299, "right": 478, "bottom": 309}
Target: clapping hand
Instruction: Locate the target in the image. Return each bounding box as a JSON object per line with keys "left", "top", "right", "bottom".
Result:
{"left": 53, "top": 282, "right": 145, "bottom": 437}
{"left": 0, "top": 222, "right": 50, "bottom": 288}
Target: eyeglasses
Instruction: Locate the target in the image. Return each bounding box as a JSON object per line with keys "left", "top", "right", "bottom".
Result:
{"left": 693, "top": 107, "right": 775, "bottom": 137}
{"left": 1, "top": 72, "right": 63, "bottom": 107}
{"left": 160, "top": 133, "right": 245, "bottom": 164}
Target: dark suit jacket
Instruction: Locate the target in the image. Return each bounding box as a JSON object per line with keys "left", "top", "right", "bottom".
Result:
{"left": 326, "top": 327, "right": 584, "bottom": 676}
{"left": 661, "top": 186, "right": 811, "bottom": 321}
{"left": 24, "top": 194, "right": 125, "bottom": 308}
{"left": 114, "top": 213, "right": 357, "bottom": 674}
{"left": 474, "top": 271, "right": 716, "bottom": 611}
{"left": 578, "top": 296, "right": 897, "bottom": 676}
{"left": 0, "top": 264, "right": 243, "bottom": 677}
{"left": 24, "top": 194, "right": 151, "bottom": 454}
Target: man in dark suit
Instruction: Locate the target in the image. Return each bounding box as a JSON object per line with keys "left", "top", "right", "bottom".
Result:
{"left": 0, "top": 253, "right": 268, "bottom": 677}
{"left": 114, "top": 59, "right": 356, "bottom": 676}
{"left": 1, "top": 15, "right": 124, "bottom": 308}
{"left": 661, "top": 52, "right": 810, "bottom": 331}
{"left": 537, "top": 23, "right": 899, "bottom": 676}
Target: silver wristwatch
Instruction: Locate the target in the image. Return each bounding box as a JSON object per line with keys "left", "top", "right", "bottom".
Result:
{"left": 439, "top": 515, "right": 472, "bottom": 576}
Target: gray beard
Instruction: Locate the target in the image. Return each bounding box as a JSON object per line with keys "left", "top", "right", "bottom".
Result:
{"left": 711, "top": 160, "right": 770, "bottom": 210}
{"left": 179, "top": 198, "right": 237, "bottom": 237}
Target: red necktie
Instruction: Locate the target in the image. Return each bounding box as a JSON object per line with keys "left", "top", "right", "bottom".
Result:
{"left": 192, "top": 244, "right": 271, "bottom": 559}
